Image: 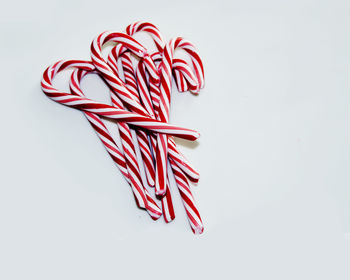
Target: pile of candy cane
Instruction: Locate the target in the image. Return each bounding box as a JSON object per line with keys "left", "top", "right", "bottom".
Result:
{"left": 41, "top": 21, "right": 204, "bottom": 234}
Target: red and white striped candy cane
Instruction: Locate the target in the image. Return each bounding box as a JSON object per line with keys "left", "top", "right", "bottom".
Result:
{"left": 148, "top": 52, "right": 201, "bottom": 183}
{"left": 91, "top": 31, "right": 171, "bottom": 195}
{"left": 169, "top": 158, "right": 204, "bottom": 234}
{"left": 108, "top": 45, "right": 175, "bottom": 222}
{"left": 126, "top": 23, "right": 203, "bottom": 184}
{"left": 126, "top": 21, "right": 164, "bottom": 52}
{"left": 172, "top": 58, "right": 200, "bottom": 93}
{"left": 152, "top": 38, "right": 205, "bottom": 232}
{"left": 136, "top": 60, "right": 178, "bottom": 222}
{"left": 69, "top": 67, "right": 162, "bottom": 219}
{"left": 158, "top": 37, "right": 204, "bottom": 122}
{"left": 41, "top": 61, "right": 200, "bottom": 140}
{"left": 126, "top": 22, "right": 198, "bottom": 195}
{"left": 155, "top": 38, "right": 205, "bottom": 189}
{"left": 150, "top": 51, "right": 200, "bottom": 93}
{"left": 108, "top": 42, "right": 196, "bottom": 223}
{"left": 172, "top": 38, "right": 205, "bottom": 90}
{"left": 108, "top": 44, "right": 179, "bottom": 222}
{"left": 125, "top": 22, "right": 169, "bottom": 196}
{"left": 136, "top": 52, "right": 200, "bottom": 183}
{"left": 136, "top": 55, "right": 204, "bottom": 232}
{"left": 91, "top": 29, "right": 169, "bottom": 197}
{"left": 109, "top": 40, "right": 204, "bottom": 231}
{"left": 108, "top": 45, "right": 156, "bottom": 188}
{"left": 124, "top": 39, "right": 203, "bottom": 229}
{"left": 41, "top": 59, "right": 157, "bottom": 214}
{"left": 90, "top": 31, "right": 159, "bottom": 116}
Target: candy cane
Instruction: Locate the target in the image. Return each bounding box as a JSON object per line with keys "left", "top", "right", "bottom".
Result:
{"left": 69, "top": 67, "right": 162, "bottom": 219}
{"left": 149, "top": 51, "right": 201, "bottom": 183}
{"left": 146, "top": 36, "right": 204, "bottom": 231}
{"left": 108, "top": 44, "right": 176, "bottom": 222}
{"left": 98, "top": 30, "right": 201, "bottom": 221}
{"left": 135, "top": 53, "right": 204, "bottom": 232}
{"left": 91, "top": 31, "right": 171, "bottom": 195}
{"left": 125, "top": 22, "right": 197, "bottom": 195}
{"left": 108, "top": 45, "right": 156, "bottom": 188}
{"left": 126, "top": 23, "right": 203, "bottom": 183}
{"left": 119, "top": 26, "right": 203, "bottom": 228}
{"left": 150, "top": 51, "right": 200, "bottom": 93}
{"left": 108, "top": 43, "right": 197, "bottom": 222}
{"left": 153, "top": 38, "right": 204, "bottom": 193}
{"left": 90, "top": 31, "right": 159, "bottom": 116}
{"left": 136, "top": 52, "right": 200, "bottom": 183}
{"left": 169, "top": 158, "right": 204, "bottom": 234}
{"left": 91, "top": 29, "right": 172, "bottom": 197}
{"left": 126, "top": 21, "right": 164, "bottom": 52}
{"left": 41, "top": 61, "right": 200, "bottom": 140}
{"left": 158, "top": 37, "right": 204, "bottom": 121}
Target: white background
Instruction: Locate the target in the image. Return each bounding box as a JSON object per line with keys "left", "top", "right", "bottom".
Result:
{"left": 1, "top": 0, "right": 350, "bottom": 279}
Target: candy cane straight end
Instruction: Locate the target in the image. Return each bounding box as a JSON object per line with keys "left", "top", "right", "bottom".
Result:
{"left": 150, "top": 212, "right": 162, "bottom": 220}
{"left": 146, "top": 204, "right": 163, "bottom": 221}
{"left": 191, "top": 175, "right": 200, "bottom": 184}
{"left": 177, "top": 131, "right": 200, "bottom": 141}
{"left": 146, "top": 176, "right": 155, "bottom": 187}
{"left": 165, "top": 217, "right": 175, "bottom": 223}
{"left": 192, "top": 224, "right": 204, "bottom": 235}
{"left": 163, "top": 205, "right": 175, "bottom": 223}
{"left": 193, "top": 131, "right": 200, "bottom": 140}
{"left": 155, "top": 189, "right": 167, "bottom": 197}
